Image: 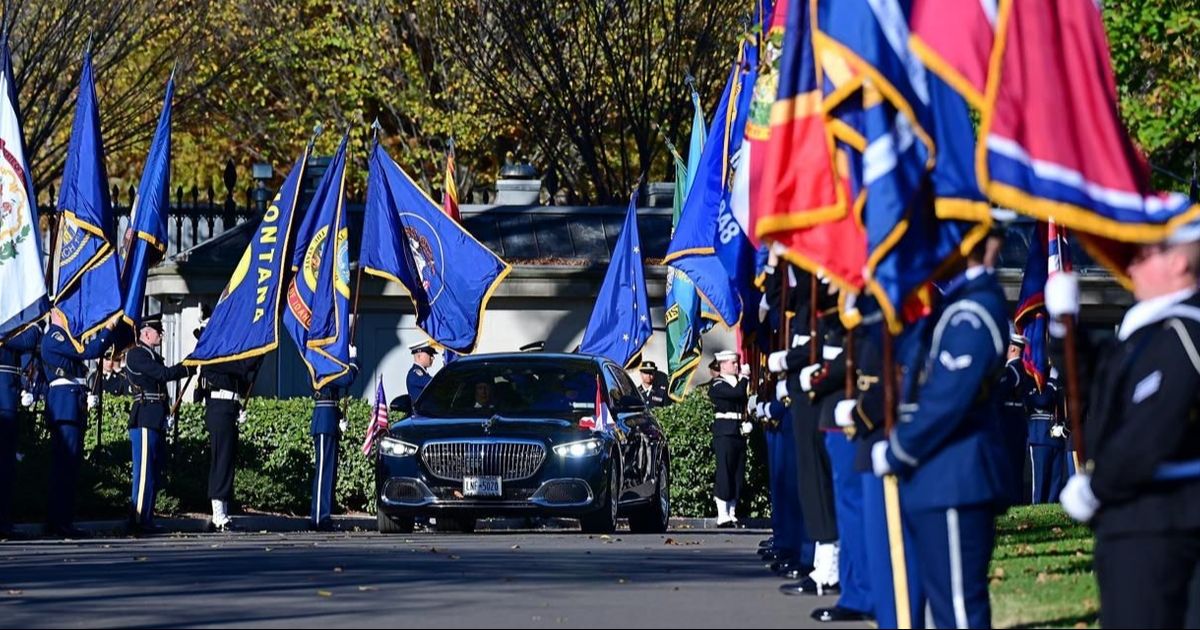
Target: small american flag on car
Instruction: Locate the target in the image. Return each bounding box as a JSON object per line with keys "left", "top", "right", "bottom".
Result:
{"left": 362, "top": 377, "right": 389, "bottom": 455}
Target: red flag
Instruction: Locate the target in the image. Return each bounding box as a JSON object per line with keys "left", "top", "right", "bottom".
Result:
{"left": 442, "top": 142, "right": 461, "bottom": 223}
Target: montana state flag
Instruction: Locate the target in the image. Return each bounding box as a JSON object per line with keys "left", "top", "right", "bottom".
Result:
{"left": 362, "top": 142, "right": 510, "bottom": 354}
{"left": 186, "top": 146, "right": 309, "bottom": 366}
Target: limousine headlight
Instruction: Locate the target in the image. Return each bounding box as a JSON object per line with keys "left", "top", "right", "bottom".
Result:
{"left": 380, "top": 437, "right": 419, "bottom": 458}
{"left": 553, "top": 438, "right": 604, "bottom": 458}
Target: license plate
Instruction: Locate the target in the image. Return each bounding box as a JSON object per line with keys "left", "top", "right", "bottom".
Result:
{"left": 463, "top": 476, "right": 502, "bottom": 497}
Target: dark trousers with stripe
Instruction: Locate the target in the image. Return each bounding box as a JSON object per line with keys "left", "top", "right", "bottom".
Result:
{"left": 205, "top": 400, "right": 239, "bottom": 502}
{"left": 862, "top": 472, "right": 926, "bottom": 628}
{"left": 47, "top": 421, "right": 84, "bottom": 529}
{"left": 792, "top": 402, "right": 838, "bottom": 541}
{"left": 310, "top": 432, "right": 339, "bottom": 527}
{"left": 0, "top": 410, "right": 16, "bottom": 531}
{"left": 129, "top": 427, "right": 165, "bottom": 525}
{"left": 908, "top": 503, "right": 995, "bottom": 629}
{"left": 770, "top": 415, "right": 813, "bottom": 564}
{"left": 1095, "top": 529, "right": 1200, "bottom": 629}
{"left": 826, "top": 433, "right": 871, "bottom": 614}
{"left": 1030, "top": 443, "right": 1065, "bottom": 504}
{"left": 712, "top": 435, "right": 746, "bottom": 504}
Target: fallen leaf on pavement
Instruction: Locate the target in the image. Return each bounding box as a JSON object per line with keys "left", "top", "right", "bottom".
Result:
{"left": 317, "top": 590, "right": 332, "bottom": 597}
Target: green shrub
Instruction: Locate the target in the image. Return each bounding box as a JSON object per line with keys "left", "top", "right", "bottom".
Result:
{"left": 653, "top": 389, "right": 771, "bottom": 519}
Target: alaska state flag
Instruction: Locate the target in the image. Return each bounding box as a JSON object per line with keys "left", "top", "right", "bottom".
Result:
{"left": 0, "top": 36, "right": 47, "bottom": 339}
{"left": 187, "top": 146, "right": 309, "bottom": 366}
{"left": 52, "top": 51, "right": 122, "bottom": 351}
{"left": 362, "top": 142, "right": 510, "bottom": 354}
{"left": 580, "top": 191, "right": 652, "bottom": 369}
{"left": 284, "top": 134, "right": 352, "bottom": 389}
{"left": 120, "top": 72, "right": 174, "bottom": 332}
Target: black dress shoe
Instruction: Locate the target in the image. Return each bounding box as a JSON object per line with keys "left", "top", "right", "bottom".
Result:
{"left": 130, "top": 523, "right": 167, "bottom": 536}
{"left": 313, "top": 520, "right": 335, "bottom": 532}
{"left": 779, "top": 577, "right": 840, "bottom": 596}
{"left": 716, "top": 520, "right": 735, "bottom": 529}
{"left": 812, "top": 606, "right": 873, "bottom": 623}
{"left": 759, "top": 537, "right": 774, "bottom": 548}
{"left": 206, "top": 520, "right": 239, "bottom": 533}
{"left": 779, "top": 565, "right": 814, "bottom": 580}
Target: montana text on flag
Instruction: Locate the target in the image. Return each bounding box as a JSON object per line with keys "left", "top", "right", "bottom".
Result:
{"left": 52, "top": 51, "right": 122, "bottom": 351}
{"left": 186, "top": 147, "right": 309, "bottom": 366}
{"left": 664, "top": 86, "right": 708, "bottom": 401}
{"left": 361, "top": 141, "right": 510, "bottom": 354}
{"left": 579, "top": 190, "right": 653, "bottom": 368}
{"left": 0, "top": 36, "right": 47, "bottom": 339}
{"left": 362, "top": 377, "right": 389, "bottom": 455}
{"left": 119, "top": 72, "right": 174, "bottom": 333}
{"left": 442, "top": 140, "right": 461, "bottom": 223}
{"left": 284, "top": 134, "right": 352, "bottom": 389}
{"left": 665, "top": 37, "right": 760, "bottom": 331}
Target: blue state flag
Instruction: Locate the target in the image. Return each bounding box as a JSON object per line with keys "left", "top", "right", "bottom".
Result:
{"left": 52, "top": 51, "right": 121, "bottom": 351}
{"left": 284, "top": 134, "right": 352, "bottom": 389}
{"left": 0, "top": 36, "right": 47, "bottom": 339}
{"left": 120, "top": 72, "right": 174, "bottom": 332}
{"left": 664, "top": 38, "right": 760, "bottom": 332}
{"left": 361, "top": 141, "right": 510, "bottom": 354}
{"left": 580, "top": 191, "right": 652, "bottom": 368}
{"left": 186, "top": 146, "right": 310, "bottom": 366}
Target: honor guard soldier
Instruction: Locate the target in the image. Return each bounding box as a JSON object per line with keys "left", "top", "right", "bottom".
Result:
{"left": 407, "top": 341, "right": 437, "bottom": 402}
{"left": 41, "top": 311, "right": 116, "bottom": 537}
{"left": 869, "top": 241, "right": 1010, "bottom": 628}
{"left": 1056, "top": 222, "right": 1200, "bottom": 628}
{"left": 92, "top": 356, "right": 130, "bottom": 396}
{"left": 199, "top": 355, "right": 262, "bottom": 532}
{"left": 123, "top": 317, "right": 192, "bottom": 534}
{"left": 996, "top": 333, "right": 1032, "bottom": 500}
{"left": 1026, "top": 371, "right": 1066, "bottom": 504}
{"left": 0, "top": 323, "right": 41, "bottom": 538}
{"left": 708, "top": 350, "right": 751, "bottom": 527}
{"left": 310, "top": 346, "right": 358, "bottom": 531}
{"left": 636, "top": 361, "right": 668, "bottom": 409}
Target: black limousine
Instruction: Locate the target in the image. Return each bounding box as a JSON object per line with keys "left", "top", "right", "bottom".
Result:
{"left": 376, "top": 353, "right": 671, "bottom": 534}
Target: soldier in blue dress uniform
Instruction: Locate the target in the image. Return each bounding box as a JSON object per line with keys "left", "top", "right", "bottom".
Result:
{"left": 0, "top": 323, "right": 41, "bottom": 537}
{"left": 407, "top": 341, "right": 437, "bottom": 402}
{"left": 1026, "top": 373, "right": 1066, "bottom": 504}
{"left": 123, "top": 317, "right": 192, "bottom": 534}
{"left": 870, "top": 243, "right": 1011, "bottom": 628}
{"left": 41, "top": 310, "right": 117, "bottom": 537}
{"left": 310, "top": 346, "right": 358, "bottom": 531}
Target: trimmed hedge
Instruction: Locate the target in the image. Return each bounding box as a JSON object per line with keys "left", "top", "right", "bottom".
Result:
{"left": 654, "top": 389, "right": 771, "bottom": 519}
{"left": 8, "top": 390, "right": 770, "bottom": 521}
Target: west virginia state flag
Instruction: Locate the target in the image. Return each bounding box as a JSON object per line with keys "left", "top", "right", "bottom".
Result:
{"left": 186, "top": 146, "right": 310, "bottom": 366}
{"left": 52, "top": 51, "right": 122, "bottom": 351}
{"left": 0, "top": 37, "right": 46, "bottom": 339}
{"left": 284, "top": 134, "right": 352, "bottom": 389}
{"left": 580, "top": 191, "right": 652, "bottom": 369}
{"left": 120, "top": 72, "right": 173, "bottom": 332}
{"left": 362, "top": 141, "right": 510, "bottom": 354}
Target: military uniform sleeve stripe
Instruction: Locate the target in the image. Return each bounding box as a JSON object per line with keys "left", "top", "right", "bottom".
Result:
{"left": 1167, "top": 318, "right": 1200, "bottom": 377}
{"left": 931, "top": 300, "right": 1003, "bottom": 357}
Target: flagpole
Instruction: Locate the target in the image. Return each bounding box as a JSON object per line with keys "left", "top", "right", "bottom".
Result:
{"left": 808, "top": 274, "right": 818, "bottom": 364}
{"left": 1061, "top": 315, "right": 1085, "bottom": 462}
{"left": 882, "top": 327, "right": 911, "bottom": 629}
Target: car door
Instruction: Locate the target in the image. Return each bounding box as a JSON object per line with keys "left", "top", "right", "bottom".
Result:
{"left": 604, "top": 363, "right": 652, "bottom": 499}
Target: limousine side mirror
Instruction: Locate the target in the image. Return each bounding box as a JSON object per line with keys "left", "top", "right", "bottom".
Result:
{"left": 390, "top": 394, "right": 413, "bottom": 417}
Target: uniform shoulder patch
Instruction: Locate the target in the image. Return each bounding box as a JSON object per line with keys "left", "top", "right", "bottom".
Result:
{"left": 413, "top": 367, "right": 426, "bottom": 376}
{"left": 1132, "top": 370, "right": 1162, "bottom": 404}
{"left": 52, "top": 331, "right": 65, "bottom": 342}
{"left": 938, "top": 350, "right": 973, "bottom": 371}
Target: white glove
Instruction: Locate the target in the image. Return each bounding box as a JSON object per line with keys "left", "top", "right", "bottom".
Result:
{"left": 1060, "top": 474, "right": 1099, "bottom": 523}
{"left": 834, "top": 399, "right": 856, "bottom": 428}
{"left": 767, "top": 350, "right": 789, "bottom": 373}
{"left": 339, "top": 418, "right": 349, "bottom": 432}
{"left": 871, "top": 441, "right": 893, "bottom": 477}
{"left": 756, "top": 402, "right": 769, "bottom": 419}
{"left": 739, "top": 421, "right": 753, "bottom": 436}
{"left": 166, "top": 415, "right": 176, "bottom": 432}
{"left": 349, "top": 345, "right": 358, "bottom": 361}
{"left": 775, "top": 379, "right": 789, "bottom": 402}
{"left": 237, "top": 410, "right": 248, "bottom": 425}
{"left": 747, "top": 394, "right": 758, "bottom": 413}
{"left": 87, "top": 393, "right": 98, "bottom": 410}
{"left": 20, "top": 390, "right": 34, "bottom": 408}
{"left": 799, "top": 364, "right": 821, "bottom": 392}
{"left": 1049, "top": 424, "right": 1067, "bottom": 439}
{"left": 1045, "top": 272, "right": 1080, "bottom": 319}
{"left": 739, "top": 363, "right": 751, "bottom": 378}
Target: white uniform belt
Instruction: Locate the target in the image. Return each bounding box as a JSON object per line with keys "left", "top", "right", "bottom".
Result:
{"left": 0, "top": 365, "right": 21, "bottom": 375}
{"left": 715, "top": 412, "right": 743, "bottom": 420}
{"left": 314, "top": 401, "right": 339, "bottom": 407}
{"left": 50, "top": 377, "right": 87, "bottom": 387}
{"left": 208, "top": 389, "right": 242, "bottom": 401}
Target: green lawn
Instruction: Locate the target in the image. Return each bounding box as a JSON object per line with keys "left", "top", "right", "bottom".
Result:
{"left": 990, "top": 504, "right": 1099, "bottom": 629}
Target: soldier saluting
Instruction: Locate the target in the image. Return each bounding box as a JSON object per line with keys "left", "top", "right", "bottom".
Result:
{"left": 123, "top": 316, "right": 192, "bottom": 535}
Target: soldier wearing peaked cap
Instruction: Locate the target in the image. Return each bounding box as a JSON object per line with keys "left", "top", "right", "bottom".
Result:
{"left": 407, "top": 341, "right": 438, "bottom": 403}
{"left": 996, "top": 332, "right": 1033, "bottom": 500}
{"left": 123, "top": 316, "right": 193, "bottom": 534}
{"left": 1055, "top": 219, "right": 1200, "bottom": 628}
{"left": 708, "top": 349, "right": 751, "bottom": 528}
{"left": 637, "top": 361, "right": 668, "bottom": 409}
